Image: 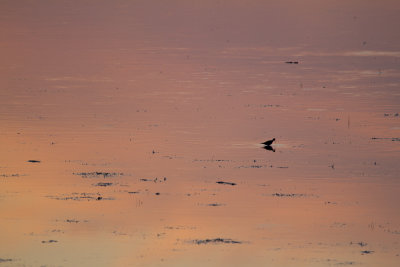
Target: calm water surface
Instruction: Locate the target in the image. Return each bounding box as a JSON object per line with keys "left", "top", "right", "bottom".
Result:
{"left": 1, "top": 1, "right": 400, "bottom": 266}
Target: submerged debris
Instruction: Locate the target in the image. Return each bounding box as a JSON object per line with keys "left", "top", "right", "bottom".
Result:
{"left": 27, "top": 160, "right": 41, "bottom": 163}
{"left": 216, "top": 181, "right": 236, "bottom": 186}
{"left": 73, "top": 172, "right": 123, "bottom": 178}
{"left": 285, "top": 61, "right": 299, "bottom": 64}
{"left": 0, "top": 259, "right": 13, "bottom": 263}
{"left": 193, "top": 238, "right": 242, "bottom": 245}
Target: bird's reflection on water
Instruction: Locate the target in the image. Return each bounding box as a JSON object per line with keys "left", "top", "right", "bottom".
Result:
{"left": 262, "top": 145, "right": 275, "bottom": 152}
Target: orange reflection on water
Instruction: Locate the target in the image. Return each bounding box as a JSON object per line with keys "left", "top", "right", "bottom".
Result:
{"left": 1, "top": 0, "right": 400, "bottom": 266}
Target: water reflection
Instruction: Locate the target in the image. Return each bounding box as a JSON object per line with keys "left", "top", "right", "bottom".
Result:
{"left": 1, "top": 1, "right": 400, "bottom": 266}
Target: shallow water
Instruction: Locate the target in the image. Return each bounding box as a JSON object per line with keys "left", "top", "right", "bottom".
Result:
{"left": 1, "top": 1, "right": 400, "bottom": 266}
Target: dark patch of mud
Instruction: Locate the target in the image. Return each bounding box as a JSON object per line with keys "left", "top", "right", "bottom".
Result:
{"left": 46, "top": 192, "right": 113, "bottom": 201}
{"left": 216, "top": 181, "right": 236, "bottom": 186}
{"left": 193, "top": 238, "right": 242, "bottom": 245}
{"left": 73, "top": 172, "right": 123, "bottom": 178}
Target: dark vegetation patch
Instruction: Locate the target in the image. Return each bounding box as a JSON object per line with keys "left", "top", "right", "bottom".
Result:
{"left": 383, "top": 113, "right": 399, "bottom": 117}
{"left": 140, "top": 177, "right": 167, "bottom": 183}
{"left": 270, "top": 193, "right": 307, "bottom": 197}
{"left": 41, "top": 240, "right": 58, "bottom": 244}
{"left": 112, "top": 231, "right": 128, "bottom": 236}
{"left": 46, "top": 192, "right": 113, "bottom": 201}
{"left": 193, "top": 238, "right": 242, "bottom": 245}
{"left": 350, "top": 241, "right": 367, "bottom": 247}
{"left": 330, "top": 222, "right": 347, "bottom": 228}
{"left": 237, "top": 165, "right": 268, "bottom": 169}
{"left": 0, "top": 174, "right": 21, "bottom": 178}
{"left": 216, "top": 181, "right": 236, "bottom": 186}
{"left": 371, "top": 137, "right": 400, "bottom": 142}
{"left": 73, "top": 172, "right": 123, "bottom": 178}
{"left": 193, "top": 159, "right": 232, "bottom": 162}
{"left": 165, "top": 225, "right": 196, "bottom": 230}
{"left": 324, "top": 201, "right": 338, "bottom": 205}
{"left": 237, "top": 165, "right": 288, "bottom": 169}
{"left": 384, "top": 228, "right": 400, "bottom": 235}
{"left": 361, "top": 250, "right": 374, "bottom": 255}
{"left": 27, "top": 160, "right": 40, "bottom": 163}
{"left": 206, "top": 203, "right": 224, "bottom": 207}
{"left": 65, "top": 219, "right": 80, "bottom": 223}
{"left": 244, "top": 104, "right": 281, "bottom": 108}
{"left": 335, "top": 261, "right": 356, "bottom": 266}
{"left": 94, "top": 182, "right": 113, "bottom": 187}
{"left": 64, "top": 160, "right": 111, "bottom": 166}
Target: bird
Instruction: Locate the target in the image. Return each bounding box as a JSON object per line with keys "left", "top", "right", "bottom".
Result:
{"left": 261, "top": 138, "right": 275, "bottom": 146}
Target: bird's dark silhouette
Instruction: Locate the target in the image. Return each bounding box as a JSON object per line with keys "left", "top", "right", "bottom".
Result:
{"left": 262, "top": 145, "right": 275, "bottom": 152}
{"left": 261, "top": 138, "right": 275, "bottom": 146}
